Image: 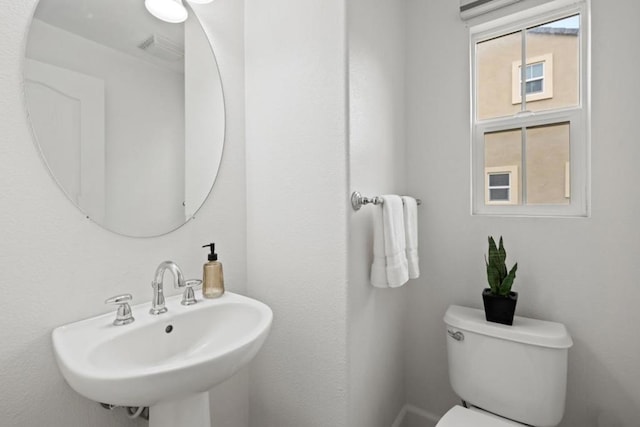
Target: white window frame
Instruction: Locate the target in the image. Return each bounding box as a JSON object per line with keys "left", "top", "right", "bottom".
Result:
{"left": 564, "top": 160, "right": 571, "bottom": 199}
{"left": 470, "top": 0, "right": 590, "bottom": 217}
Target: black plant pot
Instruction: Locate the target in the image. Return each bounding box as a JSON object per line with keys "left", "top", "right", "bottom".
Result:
{"left": 482, "top": 289, "right": 518, "bottom": 325}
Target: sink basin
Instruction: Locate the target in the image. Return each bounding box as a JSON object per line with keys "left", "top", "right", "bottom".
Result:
{"left": 52, "top": 292, "right": 272, "bottom": 426}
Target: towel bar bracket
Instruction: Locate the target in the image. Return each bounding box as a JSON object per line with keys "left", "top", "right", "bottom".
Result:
{"left": 351, "top": 191, "right": 382, "bottom": 211}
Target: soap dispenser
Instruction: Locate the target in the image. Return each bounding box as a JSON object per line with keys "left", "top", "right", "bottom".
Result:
{"left": 202, "top": 243, "right": 224, "bottom": 298}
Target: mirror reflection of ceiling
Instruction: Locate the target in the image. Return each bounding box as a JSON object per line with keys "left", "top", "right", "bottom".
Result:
{"left": 34, "top": 0, "right": 185, "bottom": 73}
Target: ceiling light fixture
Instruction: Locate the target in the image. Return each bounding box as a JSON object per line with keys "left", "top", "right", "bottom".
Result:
{"left": 145, "top": 0, "right": 214, "bottom": 24}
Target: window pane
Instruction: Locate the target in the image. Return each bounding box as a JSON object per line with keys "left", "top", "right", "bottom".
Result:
{"left": 526, "top": 79, "right": 543, "bottom": 93}
{"left": 530, "top": 63, "right": 543, "bottom": 78}
{"left": 485, "top": 129, "right": 522, "bottom": 205}
{"left": 489, "top": 173, "right": 510, "bottom": 187}
{"left": 526, "top": 122, "right": 570, "bottom": 205}
{"left": 477, "top": 31, "right": 522, "bottom": 120}
{"left": 525, "top": 15, "right": 580, "bottom": 112}
{"left": 490, "top": 188, "right": 509, "bottom": 201}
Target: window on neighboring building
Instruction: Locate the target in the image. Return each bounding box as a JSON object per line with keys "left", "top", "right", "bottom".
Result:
{"left": 511, "top": 53, "right": 554, "bottom": 104}
{"left": 525, "top": 62, "right": 544, "bottom": 94}
{"left": 486, "top": 165, "right": 519, "bottom": 205}
{"left": 471, "top": 0, "right": 589, "bottom": 216}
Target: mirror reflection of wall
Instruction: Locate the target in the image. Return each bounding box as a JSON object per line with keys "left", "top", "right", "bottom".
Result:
{"left": 24, "top": 0, "right": 224, "bottom": 237}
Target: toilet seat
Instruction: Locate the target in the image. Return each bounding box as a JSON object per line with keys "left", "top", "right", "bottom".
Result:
{"left": 436, "top": 406, "right": 524, "bottom": 427}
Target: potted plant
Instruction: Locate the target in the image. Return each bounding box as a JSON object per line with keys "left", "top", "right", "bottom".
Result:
{"left": 483, "top": 236, "right": 518, "bottom": 325}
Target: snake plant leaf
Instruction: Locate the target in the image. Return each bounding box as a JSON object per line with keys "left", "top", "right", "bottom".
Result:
{"left": 487, "top": 237, "right": 501, "bottom": 271}
{"left": 498, "top": 236, "right": 507, "bottom": 277}
{"left": 499, "top": 262, "right": 518, "bottom": 295}
{"left": 486, "top": 261, "right": 501, "bottom": 292}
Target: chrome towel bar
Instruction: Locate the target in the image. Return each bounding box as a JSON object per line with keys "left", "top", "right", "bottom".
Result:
{"left": 351, "top": 191, "right": 422, "bottom": 211}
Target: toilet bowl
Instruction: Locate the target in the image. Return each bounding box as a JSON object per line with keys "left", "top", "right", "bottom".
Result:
{"left": 436, "top": 405, "right": 523, "bottom": 427}
{"left": 439, "top": 305, "right": 573, "bottom": 427}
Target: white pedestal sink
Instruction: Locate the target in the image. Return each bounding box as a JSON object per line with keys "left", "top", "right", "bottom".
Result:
{"left": 52, "top": 292, "right": 272, "bottom": 427}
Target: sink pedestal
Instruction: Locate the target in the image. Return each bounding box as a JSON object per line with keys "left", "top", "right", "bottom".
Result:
{"left": 149, "top": 392, "right": 211, "bottom": 427}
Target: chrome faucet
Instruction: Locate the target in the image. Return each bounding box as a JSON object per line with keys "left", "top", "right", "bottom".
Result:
{"left": 150, "top": 261, "right": 185, "bottom": 315}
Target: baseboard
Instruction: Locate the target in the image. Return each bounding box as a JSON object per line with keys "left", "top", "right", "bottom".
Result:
{"left": 391, "top": 404, "right": 440, "bottom": 427}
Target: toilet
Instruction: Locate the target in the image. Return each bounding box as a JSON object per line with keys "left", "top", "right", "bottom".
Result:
{"left": 437, "top": 305, "right": 573, "bottom": 427}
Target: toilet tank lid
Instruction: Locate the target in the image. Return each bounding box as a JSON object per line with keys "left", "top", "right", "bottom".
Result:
{"left": 444, "top": 305, "right": 573, "bottom": 349}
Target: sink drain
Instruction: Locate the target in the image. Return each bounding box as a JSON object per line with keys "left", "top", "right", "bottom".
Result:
{"left": 165, "top": 325, "right": 173, "bottom": 333}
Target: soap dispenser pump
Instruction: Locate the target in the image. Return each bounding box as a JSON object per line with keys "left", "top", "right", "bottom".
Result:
{"left": 202, "top": 243, "right": 224, "bottom": 298}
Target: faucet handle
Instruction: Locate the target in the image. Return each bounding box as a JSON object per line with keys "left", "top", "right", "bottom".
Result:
{"left": 105, "top": 294, "right": 135, "bottom": 326}
{"left": 179, "top": 279, "right": 202, "bottom": 306}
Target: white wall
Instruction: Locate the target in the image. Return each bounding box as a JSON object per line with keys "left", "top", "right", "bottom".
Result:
{"left": 245, "top": 0, "right": 349, "bottom": 425}
{"left": 0, "top": 0, "right": 247, "bottom": 425}
{"left": 347, "top": 0, "right": 408, "bottom": 425}
{"left": 404, "top": 0, "right": 640, "bottom": 426}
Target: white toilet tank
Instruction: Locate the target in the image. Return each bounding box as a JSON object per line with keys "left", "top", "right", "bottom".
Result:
{"left": 444, "top": 305, "right": 573, "bottom": 427}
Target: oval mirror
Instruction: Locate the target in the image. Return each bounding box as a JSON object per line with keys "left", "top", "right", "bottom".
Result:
{"left": 24, "top": 0, "right": 225, "bottom": 237}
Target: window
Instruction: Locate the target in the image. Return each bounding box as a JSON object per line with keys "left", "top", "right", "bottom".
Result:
{"left": 511, "top": 54, "right": 554, "bottom": 104}
{"left": 525, "top": 63, "right": 544, "bottom": 94}
{"left": 486, "top": 166, "right": 519, "bottom": 205}
{"left": 471, "top": 0, "right": 589, "bottom": 216}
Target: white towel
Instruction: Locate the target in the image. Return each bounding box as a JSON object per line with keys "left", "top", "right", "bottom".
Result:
{"left": 402, "top": 196, "right": 420, "bottom": 279}
{"left": 370, "top": 195, "right": 409, "bottom": 288}
{"left": 370, "top": 205, "right": 388, "bottom": 288}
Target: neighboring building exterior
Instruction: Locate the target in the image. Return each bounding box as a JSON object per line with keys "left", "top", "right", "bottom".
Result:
{"left": 477, "top": 26, "right": 578, "bottom": 205}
